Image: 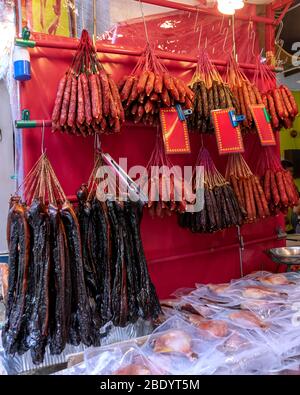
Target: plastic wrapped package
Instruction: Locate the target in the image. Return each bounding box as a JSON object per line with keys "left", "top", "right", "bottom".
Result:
{"left": 219, "top": 344, "right": 284, "bottom": 375}
{"left": 55, "top": 343, "right": 164, "bottom": 375}
{"left": 183, "top": 288, "right": 241, "bottom": 310}
{"left": 142, "top": 316, "right": 225, "bottom": 375}
{"left": 160, "top": 297, "right": 214, "bottom": 318}
{"left": 85, "top": 345, "right": 163, "bottom": 375}
{"left": 99, "top": 319, "right": 154, "bottom": 347}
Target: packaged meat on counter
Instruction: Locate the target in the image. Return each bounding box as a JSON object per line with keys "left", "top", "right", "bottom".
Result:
{"left": 56, "top": 271, "right": 300, "bottom": 375}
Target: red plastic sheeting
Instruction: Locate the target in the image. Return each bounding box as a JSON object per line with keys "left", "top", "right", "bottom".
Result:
{"left": 99, "top": 10, "right": 260, "bottom": 64}
{"left": 20, "top": 44, "right": 284, "bottom": 300}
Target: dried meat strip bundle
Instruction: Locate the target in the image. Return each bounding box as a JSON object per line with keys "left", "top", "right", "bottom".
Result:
{"left": 26, "top": 199, "right": 51, "bottom": 364}
{"left": 76, "top": 157, "right": 161, "bottom": 329}
{"left": 51, "top": 29, "right": 123, "bottom": 136}
{"left": 179, "top": 147, "right": 243, "bottom": 233}
{"left": 3, "top": 153, "right": 92, "bottom": 364}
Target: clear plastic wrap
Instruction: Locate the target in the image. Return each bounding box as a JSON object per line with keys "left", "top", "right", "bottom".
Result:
{"left": 86, "top": 345, "right": 163, "bottom": 375}
{"left": 53, "top": 272, "right": 300, "bottom": 375}
{"left": 142, "top": 316, "right": 225, "bottom": 375}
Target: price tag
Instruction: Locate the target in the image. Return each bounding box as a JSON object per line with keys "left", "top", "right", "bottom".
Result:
{"left": 250, "top": 104, "right": 276, "bottom": 146}
{"left": 160, "top": 108, "right": 191, "bottom": 154}
{"left": 211, "top": 108, "right": 244, "bottom": 155}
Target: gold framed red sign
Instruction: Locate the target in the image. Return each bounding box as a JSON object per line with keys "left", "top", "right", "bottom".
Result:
{"left": 160, "top": 108, "right": 191, "bottom": 154}
{"left": 211, "top": 108, "right": 244, "bottom": 155}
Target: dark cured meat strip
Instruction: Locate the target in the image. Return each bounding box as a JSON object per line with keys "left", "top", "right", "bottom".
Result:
{"left": 114, "top": 202, "right": 130, "bottom": 326}
{"left": 204, "top": 188, "right": 216, "bottom": 232}
{"left": 2, "top": 201, "right": 30, "bottom": 355}
{"left": 107, "top": 200, "right": 125, "bottom": 326}
{"left": 218, "top": 83, "right": 227, "bottom": 109}
{"left": 200, "top": 81, "right": 209, "bottom": 118}
{"left": 60, "top": 202, "right": 92, "bottom": 347}
{"left": 89, "top": 198, "right": 112, "bottom": 330}
{"left": 124, "top": 201, "right": 161, "bottom": 320}
{"left": 122, "top": 203, "right": 140, "bottom": 323}
{"left": 26, "top": 199, "right": 51, "bottom": 365}
{"left": 214, "top": 188, "right": 226, "bottom": 229}
{"left": 222, "top": 185, "right": 238, "bottom": 226}
{"left": 225, "top": 185, "right": 244, "bottom": 225}
{"left": 48, "top": 204, "right": 69, "bottom": 355}
{"left": 98, "top": 201, "right": 113, "bottom": 325}
{"left": 211, "top": 188, "right": 222, "bottom": 229}
{"left": 77, "top": 197, "right": 101, "bottom": 346}
{"left": 212, "top": 81, "right": 220, "bottom": 109}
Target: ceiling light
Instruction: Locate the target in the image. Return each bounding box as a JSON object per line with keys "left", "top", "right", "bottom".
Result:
{"left": 217, "top": 1, "right": 236, "bottom": 15}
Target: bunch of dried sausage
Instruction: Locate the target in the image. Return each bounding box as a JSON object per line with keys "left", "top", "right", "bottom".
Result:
{"left": 188, "top": 51, "right": 239, "bottom": 134}
{"left": 225, "top": 55, "right": 263, "bottom": 131}
{"left": 178, "top": 147, "right": 243, "bottom": 232}
{"left": 52, "top": 29, "right": 124, "bottom": 136}
{"left": 118, "top": 43, "right": 194, "bottom": 126}
{"left": 226, "top": 154, "right": 270, "bottom": 223}
{"left": 254, "top": 147, "right": 299, "bottom": 215}
{"left": 254, "top": 60, "right": 298, "bottom": 130}
{"left": 141, "top": 133, "right": 194, "bottom": 218}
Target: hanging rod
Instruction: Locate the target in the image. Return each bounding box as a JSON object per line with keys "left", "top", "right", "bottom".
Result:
{"left": 29, "top": 38, "right": 261, "bottom": 71}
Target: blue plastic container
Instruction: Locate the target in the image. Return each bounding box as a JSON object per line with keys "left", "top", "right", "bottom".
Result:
{"left": 13, "top": 46, "right": 31, "bottom": 81}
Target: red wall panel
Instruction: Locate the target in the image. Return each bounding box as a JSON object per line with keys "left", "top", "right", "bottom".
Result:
{"left": 19, "top": 42, "right": 285, "bottom": 300}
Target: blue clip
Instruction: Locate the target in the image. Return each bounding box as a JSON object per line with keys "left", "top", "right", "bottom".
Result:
{"left": 175, "top": 104, "right": 193, "bottom": 121}
{"left": 175, "top": 104, "right": 185, "bottom": 121}
{"left": 229, "top": 110, "right": 245, "bottom": 128}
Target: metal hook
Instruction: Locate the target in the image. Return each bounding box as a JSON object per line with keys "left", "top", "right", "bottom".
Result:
{"left": 197, "top": 24, "right": 203, "bottom": 51}
{"left": 193, "top": 5, "right": 200, "bottom": 32}
{"left": 218, "top": 15, "right": 225, "bottom": 34}
{"left": 222, "top": 27, "right": 230, "bottom": 54}
{"left": 250, "top": 30, "right": 256, "bottom": 58}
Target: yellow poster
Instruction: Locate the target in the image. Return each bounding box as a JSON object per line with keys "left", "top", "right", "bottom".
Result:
{"left": 30, "top": 0, "right": 70, "bottom": 36}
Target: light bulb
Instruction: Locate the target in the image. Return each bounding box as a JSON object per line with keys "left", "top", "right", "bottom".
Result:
{"left": 217, "top": 1, "right": 235, "bottom": 15}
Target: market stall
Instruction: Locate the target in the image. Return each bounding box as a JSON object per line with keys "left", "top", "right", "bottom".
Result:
{"left": 1, "top": 0, "right": 300, "bottom": 376}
